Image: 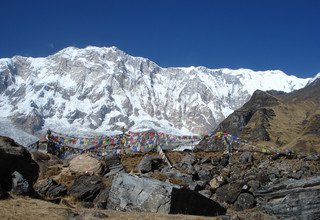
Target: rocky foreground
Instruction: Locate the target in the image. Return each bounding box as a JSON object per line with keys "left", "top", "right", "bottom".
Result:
{"left": 1, "top": 135, "right": 320, "bottom": 220}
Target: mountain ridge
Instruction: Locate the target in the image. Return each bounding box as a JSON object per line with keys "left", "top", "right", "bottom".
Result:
{"left": 0, "top": 46, "right": 311, "bottom": 136}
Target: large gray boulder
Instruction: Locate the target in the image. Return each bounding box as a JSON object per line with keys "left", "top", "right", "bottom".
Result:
{"left": 0, "top": 136, "right": 39, "bottom": 193}
{"left": 107, "top": 173, "right": 175, "bottom": 213}
{"left": 108, "top": 173, "right": 226, "bottom": 216}
{"left": 254, "top": 175, "right": 320, "bottom": 219}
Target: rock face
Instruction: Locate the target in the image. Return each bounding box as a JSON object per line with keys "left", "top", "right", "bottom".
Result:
{"left": 69, "top": 154, "right": 103, "bottom": 175}
{"left": 0, "top": 136, "right": 39, "bottom": 193}
{"left": 254, "top": 175, "right": 320, "bottom": 219}
{"left": 0, "top": 46, "right": 308, "bottom": 135}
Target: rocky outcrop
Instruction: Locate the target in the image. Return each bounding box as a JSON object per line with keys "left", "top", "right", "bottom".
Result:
{"left": 254, "top": 175, "right": 320, "bottom": 219}
{"left": 0, "top": 136, "right": 39, "bottom": 194}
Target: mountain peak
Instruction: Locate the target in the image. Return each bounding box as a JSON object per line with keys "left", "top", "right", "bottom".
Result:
{"left": 0, "top": 46, "right": 311, "bottom": 136}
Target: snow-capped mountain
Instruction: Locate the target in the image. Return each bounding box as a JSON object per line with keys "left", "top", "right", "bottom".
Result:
{"left": 0, "top": 46, "right": 310, "bottom": 136}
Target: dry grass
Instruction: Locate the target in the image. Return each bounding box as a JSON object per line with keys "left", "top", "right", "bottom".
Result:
{"left": 0, "top": 196, "right": 219, "bottom": 220}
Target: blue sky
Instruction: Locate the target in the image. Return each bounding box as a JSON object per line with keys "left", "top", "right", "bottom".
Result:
{"left": 0, "top": 0, "right": 319, "bottom": 78}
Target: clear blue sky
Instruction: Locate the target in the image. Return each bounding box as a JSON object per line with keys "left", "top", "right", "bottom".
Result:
{"left": 0, "top": 0, "right": 319, "bottom": 78}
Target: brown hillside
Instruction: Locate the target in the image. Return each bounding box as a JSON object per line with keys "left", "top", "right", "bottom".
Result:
{"left": 201, "top": 81, "right": 320, "bottom": 153}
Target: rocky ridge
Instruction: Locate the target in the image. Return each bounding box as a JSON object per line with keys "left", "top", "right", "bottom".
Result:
{"left": 199, "top": 78, "right": 320, "bottom": 153}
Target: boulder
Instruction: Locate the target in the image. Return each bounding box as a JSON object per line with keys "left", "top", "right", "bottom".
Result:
{"left": 107, "top": 173, "right": 175, "bottom": 213}
{"left": 137, "top": 155, "right": 161, "bottom": 173}
{"left": 108, "top": 173, "right": 226, "bottom": 216}
{"left": 170, "top": 188, "right": 226, "bottom": 216}
{"left": 69, "top": 154, "right": 103, "bottom": 175}
{"left": 11, "top": 171, "right": 30, "bottom": 196}
{"left": 254, "top": 175, "right": 320, "bottom": 219}
{"left": 0, "top": 136, "right": 39, "bottom": 192}
{"left": 210, "top": 176, "right": 225, "bottom": 190}
{"left": 239, "top": 152, "right": 254, "bottom": 164}
{"left": 180, "top": 153, "right": 197, "bottom": 165}
{"left": 215, "top": 182, "right": 243, "bottom": 204}
{"left": 93, "top": 188, "right": 110, "bottom": 209}
{"left": 234, "top": 193, "right": 255, "bottom": 211}
{"left": 69, "top": 174, "right": 104, "bottom": 203}
{"left": 46, "top": 184, "right": 67, "bottom": 198}
{"left": 34, "top": 178, "right": 67, "bottom": 198}
{"left": 162, "top": 167, "right": 194, "bottom": 185}
{"left": 104, "top": 155, "right": 124, "bottom": 177}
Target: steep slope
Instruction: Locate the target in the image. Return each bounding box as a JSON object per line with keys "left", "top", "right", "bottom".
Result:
{"left": 202, "top": 78, "right": 320, "bottom": 153}
{"left": 0, "top": 46, "right": 310, "bottom": 135}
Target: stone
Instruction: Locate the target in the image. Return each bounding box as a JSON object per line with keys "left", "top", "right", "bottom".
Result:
{"left": 257, "top": 171, "right": 270, "bottom": 186}
{"left": 247, "top": 180, "right": 260, "bottom": 191}
{"left": 234, "top": 193, "right": 255, "bottom": 211}
{"left": 287, "top": 171, "right": 302, "bottom": 180}
{"left": 215, "top": 182, "right": 243, "bottom": 204}
{"left": 11, "top": 171, "right": 30, "bottom": 196}
{"left": 170, "top": 188, "right": 226, "bottom": 216}
{"left": 104, "top": 155, "right": 122, "bottom": 168}
{"left": 163, "top": 167, "right": 193, "bottom": 185}
{"left": 107, "top": 173, "right": 176, "bottom": 213}
{"left": 198, "top": 190, "right": 212, "bottom": 198}
{"left": 239, "top": 152, "right": 254, "bottom": 164}
{"left": 69, "top": 154, "right": 103, "bottom": 175}
{"left": 34, "top": 178, "right": 67, "bottom": 198}
{"left": 254, "top": 175, "right": 320, "bottom": 219}
{"left": 137, "top": 155, "right": 161, "bottom": 173}
{"left": 209, "top": 176, "right": 225, "bottom": 190}
{"left": 82, "top": 201, "right": 94, "bottom": 208}
{"left": 104, "top": 164, "right": 124, "bottom": 177}
{"left": 180, "top": 153, "right": 197, "bottom": 165}
{"left": 305, "top": 154, "right": 319, "bottom": 161}
{"left": 0, "top": 136, "right": 39, "bottom": 192}
{"left": 220, "top": 155, "right": 229, "bottom": 166}
{"left": 34, "top": 178, "right": 56, "bottom": 197}
{"left": 211, "top": 156, "right": 221, "bottom": 165}
{"left": 69, "top": 174, "right": 104, "bottom": 202}
{"left": 91, "top": 211, "right": 108, "bottom": 218}
{"left": 46, "top": 184, "right": 67, "bottom": 198}
{"left": 93, "top": 188, "right": 110, "bottom": 209}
